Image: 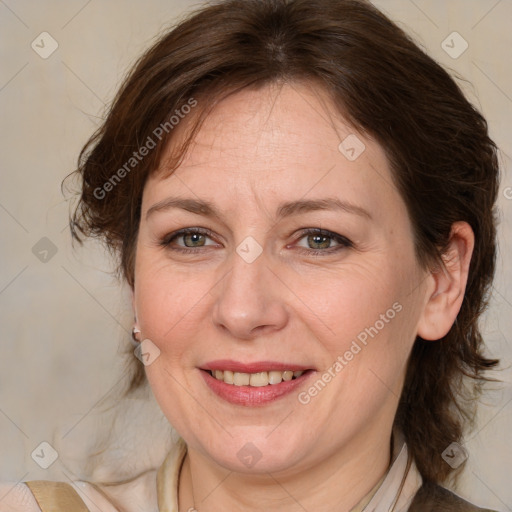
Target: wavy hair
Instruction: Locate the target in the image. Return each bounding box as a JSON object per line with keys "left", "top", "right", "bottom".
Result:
{"left": 67, "top": 0, "right": 500, "bottom": 484}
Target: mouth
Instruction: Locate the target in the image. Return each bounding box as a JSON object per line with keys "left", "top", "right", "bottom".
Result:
{"left": 199, "top": 360, "right": 315, "bottom": 406}
{"left": 206, "top": 369, "right": 306, "bottom": 386}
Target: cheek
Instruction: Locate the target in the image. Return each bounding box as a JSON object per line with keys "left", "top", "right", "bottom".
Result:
{"left": 300, "top": 264, "right": 401, "bottom": 348}
{"left": 134, "top": 248, "right": 209, "bottom": 315}
{"left": 133, "top": 257, "right": 203, "bottom": 354}
{"left": 307, "top": 264, "right": 421, "bottom": 393}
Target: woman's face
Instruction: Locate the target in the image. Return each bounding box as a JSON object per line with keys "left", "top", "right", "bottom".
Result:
{"left": 133, "top": 83, "right": 430, "bottom": 474}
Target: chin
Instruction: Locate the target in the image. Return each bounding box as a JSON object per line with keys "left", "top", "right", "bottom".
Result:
{"left": 194, "top": 429, "right": 308, "bottom": 474}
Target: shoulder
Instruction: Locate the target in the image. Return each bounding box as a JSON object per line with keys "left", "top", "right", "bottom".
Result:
{"left": 0, "top": 469, "right": 159, "bottom": 512}
{"left": 0, "top": 482, "right": 41, "bottom": 512}
{"left": 0, "top": 480, "right": 117, "bottom": 512}
{"left": 409, "top": 481, "right": 499, "bottom": 512}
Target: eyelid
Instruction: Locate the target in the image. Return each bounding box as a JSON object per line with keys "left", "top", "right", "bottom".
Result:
{"left": 291, "top": 228, "right": 353, "bottom": 252}
{"left": 160, "top": 226, "right": 353, "bottom": 254}
{"left": 294, "top": 227, "right": 352, "bottom": 244}
{"left": 160, "top": 227, "right": 218, "bottom": 247}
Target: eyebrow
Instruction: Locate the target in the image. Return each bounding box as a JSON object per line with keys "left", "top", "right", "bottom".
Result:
{"left": 146, "top": 196, "right": 372, "bottom": 221}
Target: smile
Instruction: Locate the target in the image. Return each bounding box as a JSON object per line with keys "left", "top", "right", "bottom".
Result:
{"left": 199, "top": 361, "right": 315, "bottom": 406}
{"left": 209, "top": 369, "right": 304, "bottom": 386}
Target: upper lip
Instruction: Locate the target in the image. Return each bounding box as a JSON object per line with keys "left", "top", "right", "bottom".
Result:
{"left": 201, "top": 360, "right": 313, "bottom": 373}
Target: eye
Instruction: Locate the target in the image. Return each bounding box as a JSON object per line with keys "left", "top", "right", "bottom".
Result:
{"left": 160, "top": 227, "right": 219, "bottom": 253}
{"left": 159, "top": 227, "right": 352, "bottom": 256}
{"left": 293, "top": 228, "right": 352, "bottom": 255}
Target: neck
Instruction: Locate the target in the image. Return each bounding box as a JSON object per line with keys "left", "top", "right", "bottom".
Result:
{"left": 178, "top": 425, "right": 393, "bottom": 512}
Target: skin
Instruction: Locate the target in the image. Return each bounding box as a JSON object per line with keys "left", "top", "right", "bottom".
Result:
{"left": 131, "top": 82, "right": 474, "bottom": 512}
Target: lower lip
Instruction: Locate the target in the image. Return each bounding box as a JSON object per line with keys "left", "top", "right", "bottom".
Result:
{"left": 200, "top": 370, "right": 314, "bottom": 406}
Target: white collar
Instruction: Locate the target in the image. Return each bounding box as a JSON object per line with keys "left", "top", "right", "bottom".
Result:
{"left": 361, "top": 429, "right": 423, "bottom": 512}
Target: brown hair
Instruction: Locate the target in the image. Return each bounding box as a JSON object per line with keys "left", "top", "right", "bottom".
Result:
{"left": 68, "top": 0, "right": 500, "bottom": 484}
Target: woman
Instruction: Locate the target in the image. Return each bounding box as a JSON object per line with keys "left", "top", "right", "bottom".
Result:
{"left": 0, "top": 0, "right": 502, "bottom": 510}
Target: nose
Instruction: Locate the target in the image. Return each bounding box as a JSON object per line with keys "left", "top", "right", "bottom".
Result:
{"left": 211, "top": 249, "right": 289, "bottom": 340}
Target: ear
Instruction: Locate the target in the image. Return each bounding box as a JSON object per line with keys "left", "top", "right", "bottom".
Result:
{"left": 416, "top": 221, "right": 475, "bottom": 341}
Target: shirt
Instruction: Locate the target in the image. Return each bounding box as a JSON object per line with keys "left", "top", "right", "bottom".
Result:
{"left": 0, "top": 430, "right": 426, "bottom": 511}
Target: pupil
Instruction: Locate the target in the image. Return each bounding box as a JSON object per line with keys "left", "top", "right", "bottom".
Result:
{"left": 309, "top": 234, "right": 330, "bottom": 249}
{"left": 185, "top": 233, "right": 204, "bottom": 247}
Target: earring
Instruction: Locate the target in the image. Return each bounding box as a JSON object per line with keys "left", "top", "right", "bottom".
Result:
{"left": 132, "top": 326, "right": 141, "bottom": 343}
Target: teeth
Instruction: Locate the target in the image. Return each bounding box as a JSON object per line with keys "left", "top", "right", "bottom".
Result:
{"left": 249, "top": 372, "right": 268, "bottom": 387}
{"left": 268, "top": 371, "right": 283, "bottom": 385}
{"left": 282, "top": 370, "right": 293, "bottom": 381}
{"left": 210, "top": 369, "right": 305, "bottom": 386}
{"left": 233, "top": 372, "right": 250, "bottom": 386}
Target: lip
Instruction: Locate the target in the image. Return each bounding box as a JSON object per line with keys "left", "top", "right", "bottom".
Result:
{"left": 199, "top": 365, "right": 315, "bottom": 407}
{"left": 201, "top": 359, "right": 313, "bottom": 374}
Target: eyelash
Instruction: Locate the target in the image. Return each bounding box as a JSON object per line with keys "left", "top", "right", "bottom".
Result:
{"left": 159, "top": 227, "right": 353, "bottom": 256}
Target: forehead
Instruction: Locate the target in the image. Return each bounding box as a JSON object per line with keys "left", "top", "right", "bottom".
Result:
{"left": 144, "top": 82, "right": 399, "bottom": 220}
{"left": 168, "top": 83, "right": 362, "bottom": 171}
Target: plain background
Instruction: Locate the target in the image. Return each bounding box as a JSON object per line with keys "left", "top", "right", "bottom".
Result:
{"left": 0, "top": 0, "right": 511, "bottom": 510}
